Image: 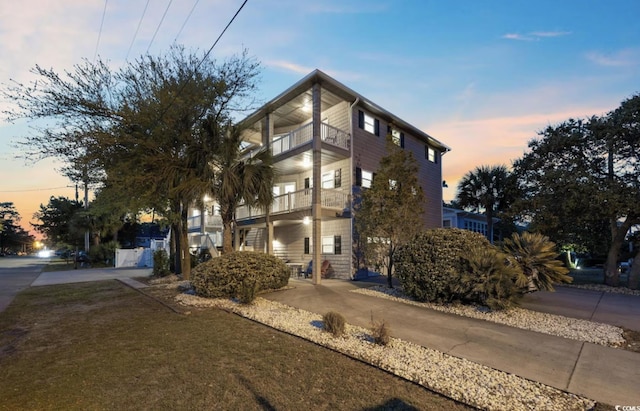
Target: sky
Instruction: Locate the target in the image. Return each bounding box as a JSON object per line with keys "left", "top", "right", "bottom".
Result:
{"left": 1, "top": 0, "right": 639, "bottom": 237}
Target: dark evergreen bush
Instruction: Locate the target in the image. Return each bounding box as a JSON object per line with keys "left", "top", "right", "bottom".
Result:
{"left": 191, "top": 251, "right": 289, "bottom": 299}
{"left": 394, "top": 228, "right": 491, "bottom": 303}
{"left": 153, "top": 249, "right": 171, "bottom": 277}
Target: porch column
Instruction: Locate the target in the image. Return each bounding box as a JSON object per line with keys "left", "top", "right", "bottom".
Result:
{"left": 311, "top": 83, "right": 322, "bottom": 285}
{"left": 264, "top": 113, "right": 273, "bottom": 255}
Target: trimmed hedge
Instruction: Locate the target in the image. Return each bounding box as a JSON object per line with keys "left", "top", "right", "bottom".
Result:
{"left": 394, "top": 228, "right": 491, "bottom": 303}
{"left": 191, "top": 251, "right": 289, "bottom": 300}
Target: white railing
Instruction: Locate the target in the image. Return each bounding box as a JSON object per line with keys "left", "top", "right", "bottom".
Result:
{"left": 321, "top": 123, "right": 350, "bottom": 150}
{"left": 187, "top": 214, "right": 223, "bottom": 231}
{"left": 236, "top": 188, "right": 350, "bottom": 220}
{"left": 271, "top": 123, "right": 313, "bottom": 155}
{"left": 270, "top": 122, "right": 350, "bottom": 156}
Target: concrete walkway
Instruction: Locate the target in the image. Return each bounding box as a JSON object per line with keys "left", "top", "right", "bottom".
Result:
{"left": 262, "top": 278, "right": 640, "bottom": 407}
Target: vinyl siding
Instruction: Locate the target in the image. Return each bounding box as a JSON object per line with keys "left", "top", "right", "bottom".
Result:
{"left": 351, "top": 106, "right": 443, "bottom": 229}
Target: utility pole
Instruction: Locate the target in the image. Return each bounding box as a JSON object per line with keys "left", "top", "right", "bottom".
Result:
{"left": 83, "top": 167, "right": 89, "bottom": 253}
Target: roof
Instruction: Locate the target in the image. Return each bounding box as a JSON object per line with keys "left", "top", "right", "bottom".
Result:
{"left": 239, "top": 69, "right": 451, "bottom": 153}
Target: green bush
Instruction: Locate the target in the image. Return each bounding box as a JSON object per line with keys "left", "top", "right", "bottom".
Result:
{"left": 394, "top": 228, "right": 491, "bottom": 303}
{"left": 191, "top": 251, "right": 289, "bottom": 299}
{"left": 502, "top": 232, "right": 572, "bottom": 292}
{"left": 153, "top": 249, "right": 171, "bottom": 277}
{"left": 323, "top": 311, "right": 346, "bottom": 337}
{"left": 461, "top": 247, "right": 528, "bottom": 310}
{"left": 88, "top": 241, "right": 120, "bottom": 266}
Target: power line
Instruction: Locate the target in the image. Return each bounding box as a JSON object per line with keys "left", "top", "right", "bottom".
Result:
{"left": 159, "top": 0, "right": 249, "bottom": 119}
{"left": 174, "top": 0, "right": 200, "bottom": 43}
{"left": 146, "top": 0, "right": 174, "bottom": 54}
{"left": 125, "top": 0, "right": 150, "bottom": 61}
{"left": 0, "top": 186, "right": 74, "bottom": 193}
{"left": 94, "top": 0, "right": 109, "bottom": 62}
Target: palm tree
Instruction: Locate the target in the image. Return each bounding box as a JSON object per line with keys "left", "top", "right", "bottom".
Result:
{"left": 456, "top": 165, "right": 512, "bottom": 243}
{"left": 502, "top": 232, "right": 572, "bottom": 292}
{"left": 212, "top": 125, "right": 275, "bottom": 254}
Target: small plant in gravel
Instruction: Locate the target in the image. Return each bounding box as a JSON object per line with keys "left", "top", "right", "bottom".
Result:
{"left": 323, "top": 311, "right": 346, "bottom": 337}
{"left": 370, "top": 317, "right": 391, "bottom": 346}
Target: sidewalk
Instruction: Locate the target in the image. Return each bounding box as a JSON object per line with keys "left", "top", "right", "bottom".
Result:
{"left": 31, "top": 267, "right": 153, "bottom": 286}
{"left": 262, "top": 278, "right": 640, "bottom": 406}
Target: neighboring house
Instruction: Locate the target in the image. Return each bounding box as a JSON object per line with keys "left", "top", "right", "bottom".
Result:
{"left": 189, "top": 69, "right": 450, "bottom": 280}
{"left": 443, "top": 206, "right": 499, "bottom": 242}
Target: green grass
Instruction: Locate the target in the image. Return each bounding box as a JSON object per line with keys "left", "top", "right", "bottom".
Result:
{"left": 0, "top": 281, "right": 471, "bottom": 411}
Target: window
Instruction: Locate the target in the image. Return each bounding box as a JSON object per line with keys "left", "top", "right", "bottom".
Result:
{"left": 334, "top": 169, "right": 341, "bottom": 188}
{"left": 334, "top": 235, "right": 342, "bottom": 255}
{"left": 304, "top": 177, "right": 311, "bottom": 189}
{"left": 358, "top": 110, "right": 380, "bottom": 136}
{"left": 322, "top": 171, "right": 334, "bottom": 189}
{"left": 390, "top": 128, "right": 404, "bottom": 148}
{"left": 426, "top": 146, "right": 438, "bottom": 163}
{"left": 389, "top": 179, "right": 397, "bottom": 190}
{"left": 362, "top": 170, "right": 373, "bottom": 188}
{"left": 322, "top": 236, "right": 334, "bottom": 254}
{"left": 304, "top": 237, "right": 310, "bottom": 254}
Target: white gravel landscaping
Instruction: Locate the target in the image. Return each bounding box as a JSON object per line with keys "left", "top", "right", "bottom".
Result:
{"left": 351, "top": 286, "right": 626, "bottom": 347}
{"left": 175, "top": 293, "right": 595, "bottom": 411}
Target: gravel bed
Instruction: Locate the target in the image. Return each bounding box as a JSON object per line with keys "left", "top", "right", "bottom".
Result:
{"left": 351, "top": 286, "right": 625, "bottom": 347}
{"left": 175, "top": 293, "right": 595, "bottom": 411}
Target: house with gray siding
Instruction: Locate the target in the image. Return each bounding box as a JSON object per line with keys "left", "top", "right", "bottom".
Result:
{"left": 189, "top": 70, "right": 450, "bottom": 282}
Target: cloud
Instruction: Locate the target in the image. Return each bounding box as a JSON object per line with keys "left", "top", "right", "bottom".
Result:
{"left": 266, "top": 60, "right": 315, "bottom": 75}
{"left": 586, "top": 49, "right": 640, "bottom": 67}
{"left": 502, "top": 31, "right": 571, "bottom": 41}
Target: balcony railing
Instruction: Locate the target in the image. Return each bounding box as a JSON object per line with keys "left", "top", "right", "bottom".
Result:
{"left": 236, "top": 188, "right": 350, "bottom": 221}
{"left": 187, "top": 214, "right": 223, "bottom": 231}
{"left": 271, "top": 122, "right": 350, "bottom": 156}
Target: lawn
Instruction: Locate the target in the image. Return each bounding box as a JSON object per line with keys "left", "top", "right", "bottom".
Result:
{"left": 0, "top": 281, "right": 471, "bottom": 411}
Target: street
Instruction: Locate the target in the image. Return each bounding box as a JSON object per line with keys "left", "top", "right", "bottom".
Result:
{"left": 0, "top": 256, "right": 48, "bottom": 312}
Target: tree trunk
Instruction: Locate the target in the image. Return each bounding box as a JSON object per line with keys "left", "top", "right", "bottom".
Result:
{"left": 604, "top": 217, "right": 634, "bottom": 287}
{"left": 180, "top": 207, "right": 191, "bottom": 280}
{"left": 222, "top": 219, "right": 233, "bottom": 254}
{"left": 486, "top": 210, "right": 494, "bottom": 244}
{"left": 172, "top": 221, "right": 182, "bottom": 276}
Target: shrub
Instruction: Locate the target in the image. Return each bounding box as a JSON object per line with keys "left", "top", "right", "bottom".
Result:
{"left": 461, "top": 247, "right": 528, "bottom": 310}
{"left": 238, "top": 278, "right": 259, "bottom": 305}
{"left": 153, "top": 249, "right": 171, "bottom": 277}
{"left": 323, "top": 311, "right": 346, "bottom": 337}
{"left": 88, "top": 241, "right": 120, "bottom": 266}
{"left": 394, "top": 228, "right": 491, "bottom": 303}
{"left": 191, "top": 251, "right": 289, "bottom": 299}
{"left": 502, "top": 232, "right": 572, "bottom": 292}
{"left": 370, "top": 318, "right": 391, "bottom": 346}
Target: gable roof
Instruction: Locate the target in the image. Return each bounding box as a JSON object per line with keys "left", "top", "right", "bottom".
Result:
{"left": 239, "top": 69, "right": 451, "bottom": 153}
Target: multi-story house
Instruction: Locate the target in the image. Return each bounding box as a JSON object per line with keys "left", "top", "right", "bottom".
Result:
{"left": 443, "top": 207, "right": 499, "bottom": 242}
{"left": 189, "top": 69, "right": 450, "bottom": 281}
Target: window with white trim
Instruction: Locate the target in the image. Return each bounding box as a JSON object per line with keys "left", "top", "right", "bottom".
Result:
{"left": 322, "top": 236, "right": 334, "bottom": 254}
{"left": 362, "top": 170, "right": 373, "bottom": 188}
{"left": 322, "top": 171, "right": 334, "bottom": 189}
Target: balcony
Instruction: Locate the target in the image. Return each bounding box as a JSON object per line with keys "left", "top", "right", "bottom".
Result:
{"left": 236, "top": 188, "right": 350, "bottom": 221}
{"left": 271, "top": 122, "right": 350, "bottom": 156}
{"left": 187, "top": 214, "right": 223, "bottom": 232}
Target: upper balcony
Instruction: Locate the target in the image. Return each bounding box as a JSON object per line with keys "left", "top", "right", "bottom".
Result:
{"left": 271, "top": 122, "right": 350, "bottom": 156}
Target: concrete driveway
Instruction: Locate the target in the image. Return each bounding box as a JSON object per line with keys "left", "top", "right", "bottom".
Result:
{"left": 0, "top": 256, "right": 46, "bottom": 312}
